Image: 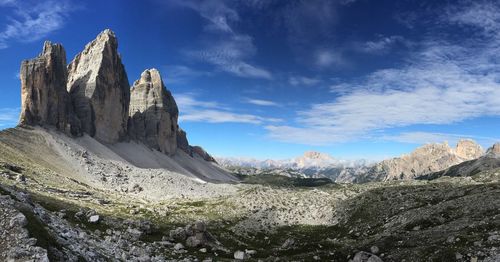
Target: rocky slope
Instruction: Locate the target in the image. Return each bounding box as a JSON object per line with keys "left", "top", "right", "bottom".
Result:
{"left": 354, "top": 139, "right": 484, "bottom": 183}
{"left": 419, "top": 143, "right": 500, "bottom": 180}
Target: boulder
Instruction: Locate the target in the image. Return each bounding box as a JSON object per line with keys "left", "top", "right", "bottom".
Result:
{"left": 128, "top": 69, "right": 178, "bottom": 155}
{"left": 67, "top": 29, "right": 130, "bottom": 143}
{"left": 19, "top": 41, "right": 81, "bottom": 136}
{"left": 352, "top": 251, "right": 383, "bottom": 262}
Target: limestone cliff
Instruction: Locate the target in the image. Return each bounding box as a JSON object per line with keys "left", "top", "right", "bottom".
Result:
{"left": 128, "top": 69, "right": 178, "bottom": 155}
{"left": 355, "top": 139, "right": 484, "bottom": 182}
{"left": 19, "top": 41, "right": 81, "bottom": 136}
{"left": 67, "top": 29, "right": 130, "bottom": 144}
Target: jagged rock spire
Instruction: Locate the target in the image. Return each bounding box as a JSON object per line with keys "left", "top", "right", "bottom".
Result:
{"left": 128, "top": 69, "right": 178, "bottom": 155}
{"left": 19, "top": 41, "right": 81, "bottom": 136}
{"left": 67, "top": 29, "right": 130, "bottom": 143}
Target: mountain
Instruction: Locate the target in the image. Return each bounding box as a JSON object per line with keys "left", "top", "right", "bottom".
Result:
{"left": 418, "top": 142, "right": 500, "bottom": 180}
{"left": 217, "top": 151, "right": 373, "bottom": 182}
{"left": 353, "top": 139, "right": 484, "bottom": 183}
{"left": 15, "top": 29, "right": 234, "bottom": 184}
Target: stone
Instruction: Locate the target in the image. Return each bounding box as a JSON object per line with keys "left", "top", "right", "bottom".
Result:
{"left": 169, "top": 227, "right": 187, "bottom": 242}
{"left": 9, "top": 213, "right": 27, "bottom": 228}
{"left": 370, "top": 246, "right": 379, "bottom": 254}
{"left": 88, "top": 215, "right": 100, "bottom": 223}
{"left": 234, "top": 250, "right": 247, "bottom": 260}
{"left": 281, "top": 238, "right": 295, "bottom": 249}
{"left": 67, "top": 29, "right": 130, "bottom": 143}
{"left": 199, "top": 248, "right": 207, "bottom": 253}
{"left": 186, "top": 236, "right": 202, "bottom": 247}
{"left": 352, "top": 251, "right": 383, "bottom": 262}
{"left": 173, "top": 243, "right": 184, "bottom": 251}
{"left": 19, "top": 41, "right": 81, "bottom": 136}
{"left": 128, "top": 69, "right": 178, "bottom": 155}
{"left": 194, "top": 220, "right": 206, "bottom": 232}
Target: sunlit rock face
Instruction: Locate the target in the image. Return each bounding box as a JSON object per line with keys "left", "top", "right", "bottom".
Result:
{"left": 67, "top": 29, "right": 130, "bottom": 143}
{"left": 19, "top": 41, "right": 81, "bottom": 136}
{"left": 128, "top": 69, "right": 179, "bottom": 155}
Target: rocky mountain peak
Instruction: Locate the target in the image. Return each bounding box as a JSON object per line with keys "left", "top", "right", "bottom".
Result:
{"left": 19, "top": 41, "right": 81, "bottom": 136}
{"left": 67, "top": 29, "right": 130, "bottom": 144}
{"left": 128, "top": 68, "right": 178, "bottom": 155}
{"left": 355, "top": 139, "right": 485, "bottom": 182}
{"left": 486, "top": 142, "right": 500, "bottom": 156}
{"left": 17, "top": 29, "right": 217, "bottom": 165}
{"left": 302, "top": 151, "right": 330, "bottom": 160}
{"left": 455, "top": 139, "right": 483, "bottom": 159}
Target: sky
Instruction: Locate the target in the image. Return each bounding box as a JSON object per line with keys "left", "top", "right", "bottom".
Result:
{"left": 0, "top": 0, "right": 499, "bottom": 160}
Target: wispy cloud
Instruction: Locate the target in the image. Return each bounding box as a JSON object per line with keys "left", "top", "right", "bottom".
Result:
{"left": 266, "top": 2, "right": 500, "bottom": 145}
{"left": 0, "top": 107, "right": 19, "bottom": 127}
{"left": 244, "top": 98, "right": 281, "bottom": 107}
{"left": 314, "top": 49, "right": 345, "bottom": 68}
{"left": 0, "top": 0, "right": 78, "bottom": 49}
{"left": 172, "top": 0, "right": 272, "bottom": 79}
{"left": 382, "top": 132, "right": 498, "bottom": 145}
{"left": 176, "top": 93, "right": 282, "bottom": 124}
{"left": 289, "top": 76, "right": 321, "bottom": 87}
{"left": 357, "top": 35, "right": 408, "bottom": 54}
{"left": 162, "top": 65, "right": 212, "bottom": 84}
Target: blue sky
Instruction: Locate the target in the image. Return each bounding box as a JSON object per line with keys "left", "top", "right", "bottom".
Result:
{"left": 0, "top": 0, "right": 499, "bottom": 160}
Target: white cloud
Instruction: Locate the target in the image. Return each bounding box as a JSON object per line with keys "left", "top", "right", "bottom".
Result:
{"left": 314, "top": 50, "right": 344, "bottom": 68}
{"left": 382, "top": 132, "right": 498, "bottom": 145}
{"left": 0, "top": 0, "right": 78, "bottom": 49}
{"left": 289, "top": 76, "right": 321, "bottom": 86}
{"left": 0, "top": 107, "right": 20, "bottom": 127}
{"left": 245, "top": 98, "right": 280, "bottom": 107}
{"left": 266, "top": 2, "right": 500, "bottom": 145}
{"left": 171, "top": 0, "right": 238, "bottom": 33}
{"left": 359, "top": 35, "right": 407, "bottom": 54}
{"left": 162, "top": 65, "right": 212, "bottom": 84}
{"left": 172, "top": 0, "right": 272, "bottom": 79}
{"left": 176, "top": 94, "right": 282, "bottom": 124}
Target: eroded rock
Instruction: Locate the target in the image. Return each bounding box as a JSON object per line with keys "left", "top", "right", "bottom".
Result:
{"left": 19, "top": 41, "right": 81, "bottom": 136}
{"left": 128, "top": 69, "right": 178, "bottom": 155}
{"left": 67, "top": 29, "right": 130, "bottom": 143}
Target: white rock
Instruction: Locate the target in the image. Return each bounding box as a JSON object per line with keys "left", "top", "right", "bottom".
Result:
{"left": 234, "top": 250, "right": 246, "bottom": 260}
{"left": 88, "top": 215, "right": 100, "bottom": 223}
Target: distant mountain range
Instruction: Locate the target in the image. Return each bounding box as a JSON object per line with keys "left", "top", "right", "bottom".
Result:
{"left": 218, "top": 139, "right": 496, "bottom": 183}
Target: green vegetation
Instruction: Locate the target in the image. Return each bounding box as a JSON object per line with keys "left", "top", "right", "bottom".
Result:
{"left": 235, "top": 173, "right": 334, "bottom": 188}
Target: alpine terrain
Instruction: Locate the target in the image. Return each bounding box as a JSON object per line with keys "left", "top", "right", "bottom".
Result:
{"left": 0, "top": 29, "right": 499, "bottom": 262}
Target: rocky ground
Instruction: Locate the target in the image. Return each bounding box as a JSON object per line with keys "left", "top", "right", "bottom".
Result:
{"left": 0, "top": 127, "right": 499, "bottom": 261}
{"left": 1, "top": 157, "right": 500, "bottom": 261}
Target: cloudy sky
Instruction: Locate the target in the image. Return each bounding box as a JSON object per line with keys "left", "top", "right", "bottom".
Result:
{"left": 0, "top": 0, "right": 499, "bottom": 160}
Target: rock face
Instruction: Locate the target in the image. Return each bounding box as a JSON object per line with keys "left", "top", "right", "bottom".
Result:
{"left": 176, "top": 129, "right": 191, "bottom": 154}
{"left": 128, "top": 69, "right": 178, "bottom": 155}
{"left": 19, "top": 41, "right": 81, "bottom": 136}
{"left": 355, "top": 140, "right": 484, "bottom": 182}
{"left": 487, "top": 143, "right": 500, "bottom": 156}
{"left": 67, "top": 29, "right": 130, "bottom": 144}
{"left": 17, "top": 29, "right": 219, "bottom": 167}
